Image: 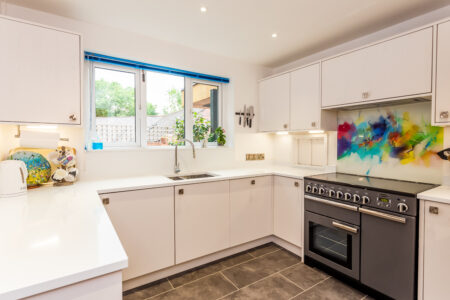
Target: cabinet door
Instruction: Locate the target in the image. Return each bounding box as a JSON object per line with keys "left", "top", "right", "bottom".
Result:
{"left": 322, "top": 27, "right": 432, "bottom": 108}
{"left": 102, "top": 187, "right": 174, "bottom": 281}
{"left": 435, "top": 21, "right": 450, "bottom": 124}
{"left": 364, "top": 27, "right": 432, "bottom": 102}
{"left": 0, "top": 17, "right": 81, "bottom": 125}
{"left": 175, "top": 181, "right": 230, "bottom": 263}
{"left": 321, "top": 48, "right": 367, "bottom": 107}
{"left": 290, "top": 64, "right": 321, "bottom": 131}
{"left": 273, "top": 177, "right": 303, "bottom": 247}
{"left": 423, "top": 201, "right": 450, "bottom": 299}
{"left": 259, "top": 73, "right": 290, "bottom": 132}
{"left": 230, "top": 176, "right": 273, "bottom": 246}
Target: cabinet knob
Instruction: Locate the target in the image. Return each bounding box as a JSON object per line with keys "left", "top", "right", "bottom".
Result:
{"left": 102, "top": 198, "right": 110, "bottom": 205}
{"left": 294, "top": 182, "right": 299, "bottom": 187}
{"left": 178, "top": 189, "right": 184, "bottom": 195}
{"left": 251, "top": 180, "right": 256, "bottom": 185}
{"left": 362, "top": 92, "right": 369, "bottom": 99}
{"left": 69, "top": 114, "right": 77, "bottom": 121}
{"left": 440, "top": 111, "right": 449, "bottom": 119}
{"left": 429, "top": 206, "right": 439, "bottom": 215}
{"left": 283, "top": 124, "right": 288, "bottom": 129}
{"left": 311, "top": 122, "right": 316, "bottom": 127}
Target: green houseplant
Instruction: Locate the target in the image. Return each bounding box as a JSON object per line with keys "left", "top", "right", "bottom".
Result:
{"left": 214, "top": 127, "right": 226, "bottom": 146}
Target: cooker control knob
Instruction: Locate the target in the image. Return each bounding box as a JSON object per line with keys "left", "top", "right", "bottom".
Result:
{"left": 306, "top": 185, "right": 312, "bottom": 193}
{"left": 312, "top": 186, "right": 318, "bottom": 194}
{"left": 353, "top": 194, "right": 361, "bottom": 203}
{"left": 318, "top": 187, "right": 325, "bottom": 195}
{"left": 329, "top": 190, "right": 336, "bottom": 197}
{"left": 344, "top": 192, "right": 352, "bottom": 201}
{"left": 397, "top": 203, "right": 408, "bottom": 213}
{"left": 336, "top": 191, "right": 344, "bottom": 199}
{"left": 361, "top": 196, "right": 370, "bottom": 204}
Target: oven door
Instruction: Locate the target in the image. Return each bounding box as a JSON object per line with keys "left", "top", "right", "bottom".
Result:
{"left": 305, "top": 210, "right": 360, "bottom": 280}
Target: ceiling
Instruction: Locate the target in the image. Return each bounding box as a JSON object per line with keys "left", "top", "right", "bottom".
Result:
{"left": 7, "top": 0, "right": 450, "bottom": 67}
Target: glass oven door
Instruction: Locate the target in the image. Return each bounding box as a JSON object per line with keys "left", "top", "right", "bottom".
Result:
{"left": 305, "top": 210, "right": 360, "bottom": 280}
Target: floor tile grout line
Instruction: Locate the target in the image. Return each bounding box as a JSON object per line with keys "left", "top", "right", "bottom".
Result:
{"left": 166, "top": 277, "right": 175, "bottom": 290}
{"left": 287, "top": 276, "right": 332, "bottom": 300}
{"left": 278, "top": 273, "right": 305, "bottom": 292}
{"left": 219, "top": 271, "right": 240, "bottom": 291}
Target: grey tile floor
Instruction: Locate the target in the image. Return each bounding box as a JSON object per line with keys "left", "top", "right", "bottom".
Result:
{"left": 123, "top": 243, "right": 373, "bottom": 300}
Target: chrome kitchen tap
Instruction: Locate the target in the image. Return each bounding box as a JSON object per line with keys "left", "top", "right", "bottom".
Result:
{"left": 174, "top": 139, "right": 196, "bottom": 173}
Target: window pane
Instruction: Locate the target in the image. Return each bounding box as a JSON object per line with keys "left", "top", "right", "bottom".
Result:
{"left": 192, "top": 83, "right": 219, "bottom": 142}
{"left": 145, "top": 72, "right": 185, "bottom": 146}
{"left": 94, "top": 67, "right": 136, "bottom": 144}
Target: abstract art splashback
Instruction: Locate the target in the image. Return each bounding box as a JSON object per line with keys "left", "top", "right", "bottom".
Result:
{"left": 337, "top": 103, "right": 443, "bottom": 184}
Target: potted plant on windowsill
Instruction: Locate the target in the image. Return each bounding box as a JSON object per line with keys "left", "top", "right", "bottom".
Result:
{"left": 214, "top": 127, "right": 226, "bottom": 146}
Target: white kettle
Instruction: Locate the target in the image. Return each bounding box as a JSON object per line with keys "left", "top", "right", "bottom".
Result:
{"left": 0, "top": 160, "right": 28, "bottom": 198}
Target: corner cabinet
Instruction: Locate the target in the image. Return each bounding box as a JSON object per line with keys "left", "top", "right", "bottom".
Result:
{"left": 175, "top": 181, "right": 230, "bottom": 264}
{"left": 322, "top": 27, "right": 433, "bottom": 108}
{"left": 435, "top": 21, "right": 450, "bottom": 124}
{"left": 0, "top": 16, "right": 82, "bottom": 125}
{"left": 230, "top": 176, "right": 273, "bottom": 246}
{"left": 259, "top": 73, "right": 290, "bottom": 131}
{"left": 101, "top": 187, "right": 175, "bottom": 281}
{"left": 419, "top": 200, "right": 450, "bottom": 300}
{"left": 273, "top": 176, "right": 303, "bottom": 248}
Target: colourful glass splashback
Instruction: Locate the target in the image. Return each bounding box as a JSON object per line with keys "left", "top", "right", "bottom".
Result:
{"left": 337, "top": 103, "right": 443, "bottom": 183}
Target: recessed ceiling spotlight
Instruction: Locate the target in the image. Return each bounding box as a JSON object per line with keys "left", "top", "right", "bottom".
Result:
{"left": 271, "top": 33, "right": 278, "bottom": 38}
{"left": 200, "top": 6, "right": 207, "bottom": 13}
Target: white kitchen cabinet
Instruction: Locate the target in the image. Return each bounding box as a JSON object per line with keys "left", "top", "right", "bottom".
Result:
{"left": 101, "top": 188, "right": 174, "bottom": 281}
{"left": 175, "top": 181, "right": 230, "bottom": 263}
{"left": 435, "top": 21, "right": 450, "bottom": 124}
{"left": 259, "top": 73, "right": 290, "bottom": 132}
{"left": 273, "top": 176, "right": 303, "bottom": 247}
{"left": 290, "top": 63, "right": 335, "bottom": 131}
{"left": 420, "top": 200, "right": 450, "bottom": 299}
{"left": 230, "top": 176, "right": 273, "bottom": 246}
{"left": 0, "top": 16, "right": 81, "bottom": 125}
{"left": 322, "top": 27, "right": 433, "bottom": 108}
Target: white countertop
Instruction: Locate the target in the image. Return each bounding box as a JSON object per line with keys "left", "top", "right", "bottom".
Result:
{"left": 0, "top": 165, "right": 332, "bottom": 299}
{"left": 418, "top": 185, "right": 450, "bottom": 204}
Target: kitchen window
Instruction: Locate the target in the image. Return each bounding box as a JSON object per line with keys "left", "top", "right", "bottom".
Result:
{"left": 89, "top": 60, "right": 224, "bottom": 149}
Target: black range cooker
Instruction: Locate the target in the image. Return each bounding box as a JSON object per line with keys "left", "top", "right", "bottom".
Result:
{"left": 303, "top": 173, "right": 435, "bottom": 300}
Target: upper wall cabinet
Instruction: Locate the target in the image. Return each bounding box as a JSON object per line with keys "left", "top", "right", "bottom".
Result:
{"left": 259, "top": 64, "right": 335, "bottom": 132}
{"left": 259, "top": 73, "right": 290, "bottom": 132}
{"left": 435, "top": 21, "right": 450, "bottom": 125}
{"left": 322, "top": 27, "right": 433, "bottom": 108}
{"left": 0, "top": 16, "right": 81, "bottom": 125}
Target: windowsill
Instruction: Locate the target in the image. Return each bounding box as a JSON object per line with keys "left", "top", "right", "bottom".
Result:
{"left": 85, "top": 145, "right": 231, "bottom": 153}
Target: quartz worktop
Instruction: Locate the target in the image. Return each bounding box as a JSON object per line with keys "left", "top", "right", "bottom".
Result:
{"left": 418, "top": 185, "right": 450, "bottom": 204}
{"left": 0, "top": 165, "right": 333, "bottom": 299}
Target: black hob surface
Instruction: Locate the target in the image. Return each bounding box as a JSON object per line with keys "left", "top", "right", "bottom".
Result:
{"left": 305, "top": 173, "right": 436, "bottom": 196}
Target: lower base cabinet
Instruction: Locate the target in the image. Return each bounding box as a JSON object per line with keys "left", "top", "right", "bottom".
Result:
{"left": 230, "top": 176, "right": 273, "bottom": 246}
{"left": 420, "top": 200, "right": 450, "bottom": 299}
{"left": 175, "top": 181, "right": 230, "bottom": 264}
{"left": 101, "top": 187, "right": 174, "bottom": 281}
{"left": 274, "top": 176, "right": 303, "bottom": 247}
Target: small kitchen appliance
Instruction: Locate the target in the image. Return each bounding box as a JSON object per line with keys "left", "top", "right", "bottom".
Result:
{"left": 0, "top": 160, "right": 28, "bottom": 197}
{"left": 304, "top": 173, "right": 435, "bottom": 300}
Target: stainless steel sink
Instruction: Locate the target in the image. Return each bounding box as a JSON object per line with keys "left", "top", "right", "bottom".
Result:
{"left": 167, "top": 173, "right": 216, "bottom": 181}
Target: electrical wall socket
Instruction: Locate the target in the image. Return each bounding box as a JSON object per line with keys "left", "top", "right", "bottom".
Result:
{"left": 245, "top": 153, "right": 265, "bottom": 161}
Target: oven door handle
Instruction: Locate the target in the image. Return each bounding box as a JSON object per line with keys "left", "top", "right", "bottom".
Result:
{"left": 305, "top": 195, "right": 358, "bottom": 212}
{"left": 332, "top": 221, "right": 359, "bottom": 234}
{"left": 359, "top": 207, "right": 406, "bottom": 224}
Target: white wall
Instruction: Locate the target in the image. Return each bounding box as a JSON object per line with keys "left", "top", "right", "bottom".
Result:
{"left": 0, "top": 3, "right": 275, "bottom": 180}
